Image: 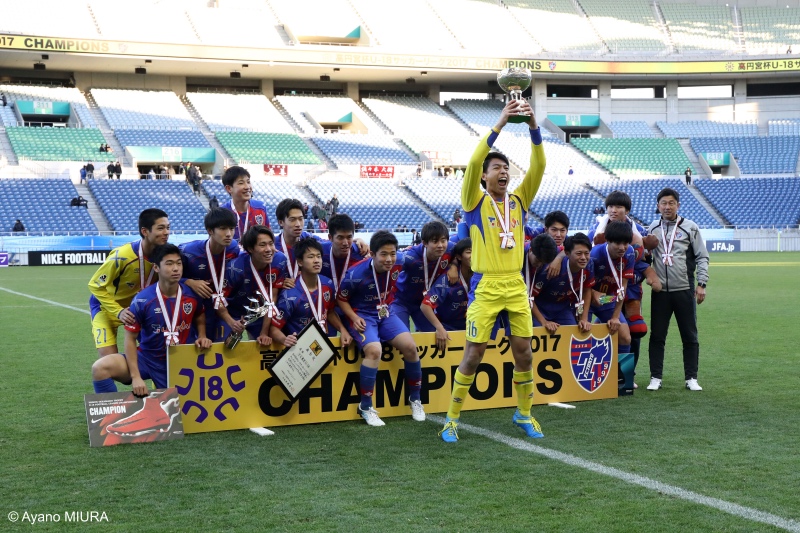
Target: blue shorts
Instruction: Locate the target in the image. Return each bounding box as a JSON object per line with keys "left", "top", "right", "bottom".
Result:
{"left": 626, "top": 282, "right": 643, "bottom": 302}
{"left": 347, "top": 313, "right": 409, "bottom": 349}
{"left": 533, "top": 303, "right": 577, "bottom": 327}
{"left": 390, "top": 299, "right": 435, "bottom": 332}
{"left": 590, "top": 301, "right": 629, "bottom": 325}
{"left": 123, "top": 353, "right": 167, "bottom": 389}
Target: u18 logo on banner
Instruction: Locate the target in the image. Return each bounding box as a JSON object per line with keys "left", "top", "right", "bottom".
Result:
{"left": 570, "top": 334, "right": 612, "bottom": 393}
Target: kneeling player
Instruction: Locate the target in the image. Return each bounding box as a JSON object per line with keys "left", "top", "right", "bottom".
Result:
{"left": 269, "top": 238, "right": 352, "bottom": 347}
{"left": 530, "top": 232, "right": 594, "bottom": 334}
{"left": 338, "top": 230, "right": 424, "bottom": 426}
{"left": 590, "top": 221, "right": 634, "bottom": 361}
{"left": 91, "top": 244, "right": 212, "bottom": 395}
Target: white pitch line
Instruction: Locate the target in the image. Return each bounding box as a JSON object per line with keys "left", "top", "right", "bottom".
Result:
{"left": 428, "top": 415, "right": 800, "bottom": 533}
{"left": 0, "top": 286, "right": 90, "bottom": 315}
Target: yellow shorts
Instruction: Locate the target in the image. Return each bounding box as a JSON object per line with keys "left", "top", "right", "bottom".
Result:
{"left": 466, "top": 273, "right": 533, "bottom": 343}
{"left": 91, "top": 310, "right": 123, "bottom": 349}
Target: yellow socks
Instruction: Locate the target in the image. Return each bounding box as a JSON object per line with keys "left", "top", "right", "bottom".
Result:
{"left": 513, "top": 369, "right": 534, "bottom": 417}
{"left": 447, "top": 369, "right": 475, "bottom": 420}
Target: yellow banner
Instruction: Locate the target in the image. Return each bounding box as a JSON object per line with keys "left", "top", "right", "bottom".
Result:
{"left": 168, "top": 326, "right": 618, "bottom": 434}
{"left": 0, "top": 33, "right": 797, "bottom": 76}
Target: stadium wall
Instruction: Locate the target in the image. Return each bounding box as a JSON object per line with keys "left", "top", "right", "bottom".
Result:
{"left": 73, "top": 72, "right": 187, "bottom": 95}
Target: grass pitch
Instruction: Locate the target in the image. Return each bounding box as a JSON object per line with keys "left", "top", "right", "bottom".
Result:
{"left": 1, "top": 252, "right": 798, "bottom": 532}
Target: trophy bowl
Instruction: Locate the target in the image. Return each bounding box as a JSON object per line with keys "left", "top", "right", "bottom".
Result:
{"left": 497, "top": 68, "right": 532, "bottom": 123}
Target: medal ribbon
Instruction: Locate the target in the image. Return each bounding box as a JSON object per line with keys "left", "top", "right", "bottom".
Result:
{"left": 605, "top": 246, "right": 625, "bottom": 301}
{"left": 232, "top": 204, "right": 249, "bottom": 239}
{"left": 487, "top": 192, "right": 514, "bottom": 249}
{"left": 458, "top": 269, "right": 469, "bottom": 294}
{"left": 299, "top": 275, "right": 325, "bottom": 329}
{"left": 205, "top": 240, "right": 227, "bottom": 309}
{"left": 566, "top": 263, "right": 585, "bottom": 309}
{"left": 524, "top": 254, "right": 536, "bottom": 308}
{"left": 250, "top": 257, "right": 278, "bottom": 318}
{"left": 138, "top": 240, "right": 155, "bottom": 289}
{"left": 281, "top": 233, "right": 299, "bottom": 279}
{"left": 156, "top": 283, "right": 182, "bottom": 347}
{"left": 661, "top": 219, "right": 679, "bottom": 266}
{"left": 423, "top": 247, "right": 444, "bottom": 295}
{"left": 372, "top": 260, "right": 391, "bottom": 316}
{"left": 330, "top": 246, "right": 351, "bottom": 295}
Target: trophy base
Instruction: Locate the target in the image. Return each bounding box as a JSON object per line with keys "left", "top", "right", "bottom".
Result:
{"left": 508, "top": 114, "right": 531, "bottom": 124}
{"left": 224, "top": 332, "right": 243, "bottom": 350}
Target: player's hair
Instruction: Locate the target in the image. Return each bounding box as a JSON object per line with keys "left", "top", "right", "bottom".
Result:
{"left": 657, "top": 187, "right": 680, "bottom": 203}
{"left": 605, "top": 190, "right": 632, "bottom": 211}
{"left": 544, "top": 210, "right": 570, "bottom": 229}
{"left": 605, "top": 220, "right": 633, "bottom": 244}
{"left": 204, "top": 207, "right": 238, "bottom": 231}
{"left": 421, "top": 221, "right": 449, "bottom": 243}
{"left": 481, "top": 151, "right": 509, "bottom": 189}
{"left": 275, "top": 198, "right": 304, "bottom": 222}
{"left": 531, "top": 234, "right": 559, "bottom": 264}
{"left": 138, "top": 208, "right": 168, "bottom": 238}
{"left": 327, "top": 213, "right": 355, "bottom": 236}
{"left": 241, "top": 225, "right": 274, "bottom": 254}
{"left": 565, "top": 232, "right": 592, "bottom": 253}
{"left": 221, "top": 165, "right": 250, "bottom": 188}
{"left": 370, "top": 230, "right": 398, "bottom": 254}
{"left": 151, "top": 243, "right": 181, "bottom": 266}
{"left": 294, "top": 237, "right": 323, "bottom": 262}
{"left": 453, "top": 238, "right": 472, "bottom": 259}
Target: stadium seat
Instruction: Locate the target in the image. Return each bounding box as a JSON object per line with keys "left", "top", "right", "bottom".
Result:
{"left": 0, "top": 178, "right": 97, "bottom": 233}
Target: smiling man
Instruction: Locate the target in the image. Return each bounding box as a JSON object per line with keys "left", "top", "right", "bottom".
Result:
{"left": 220, "top": 166, "right": 270, "bottom": 239}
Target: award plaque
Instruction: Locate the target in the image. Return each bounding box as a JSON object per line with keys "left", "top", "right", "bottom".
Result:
{"left": 497, "top": 67, "right": 533, "bottom": 123}
{"left": 268, "top": 320, "right": 337, "bottom": 401}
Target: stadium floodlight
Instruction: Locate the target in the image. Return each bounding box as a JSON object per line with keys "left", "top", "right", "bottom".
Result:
{"left": 230, "top": 71, "right": 241, "bottom": 79}
{"left": 33, "top": 62, "right": 46, "bottom": 71}
{"left": 320, "top": 75, "right": 331, "bottom": 82}
{"left": 135, "top": 67, "right": 147, "bottom": 74}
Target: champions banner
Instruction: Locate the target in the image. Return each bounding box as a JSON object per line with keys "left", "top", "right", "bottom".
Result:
{"left": 168, "top": 326, "right": 617, "bottom": 434}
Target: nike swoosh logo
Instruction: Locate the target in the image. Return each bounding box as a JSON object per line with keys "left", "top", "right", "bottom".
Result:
{"left": 91, "top": 418, "right": 105, "bottom": 424}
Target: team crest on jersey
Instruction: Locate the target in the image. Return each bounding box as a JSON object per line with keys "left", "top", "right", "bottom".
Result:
{"left": 509, "top": 199, "right": 517, "bottom": 210}
{"left": 441, "top": 259, "right": 449, "bottom": 268}
{"left": 391, "top": 270, "right": 399, "bottom": 280}
{"left": 570, "top": 334, "right": 612, "bottom": 393}
{"left": 323, "top": 290, "right": 331, "bottom": 302}
{"left": 98, "top": 274, "right": 107, "bottom": 283}
{"left": 675, "top": 231, "right": 685, "bottom": 239}
{"left": 183, "top": 302, "right": 193, "bottom": 314}
{"left": 255, "top": 215, "right": 264, "bottom": 225}
{"left": 267, "top": 273, "right": 277, "bottom": 283}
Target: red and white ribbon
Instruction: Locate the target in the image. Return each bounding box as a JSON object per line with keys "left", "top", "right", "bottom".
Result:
{"left": 250, "top": 257, "right": 277, "bottom": 318}
{"left": 606, "top": 246, "right": 625, "bottom": 301}
{"left": 299, "top": 274, "right": 326, "bottom": 331}
{"left": 138, "top": 240, "right": 155, "bottom": 289}
{"left": 281, "top": 233, "right": 299, "bottom": 279}
{"left": 372, "top": 260, "right": 391, "bottom": 318}
{"left": 205, "top": 240, "right": 227, "bottom": 309}
{"left": 488, "top": 192, "right": 515, "bottom": 249}
{"left": 661, "top": 220, "right": 679, "bottom": 267}
{"left": 156, "top": 283, "right": 182, "bottom": 347}
{"left": 329, "top": 245, "right": 351, "bottom": 295}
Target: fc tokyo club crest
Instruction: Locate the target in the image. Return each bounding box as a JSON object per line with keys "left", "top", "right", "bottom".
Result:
{"left": 255, "top": 214, "right": 264, "bottom": 225}
{"left": 183, "top": 302, "right": 193, "bottom": 314}
{"left": 570, "top": 334, "right": 612, "bottom": 393}
{"left": 391, "top": 270, "right": 399, "bottom": 281}
{"left": 323, "top": 290, "right": 331, "bottom": 302}
{"left": 508, "top": 199, "right": 517, "bottom": 210}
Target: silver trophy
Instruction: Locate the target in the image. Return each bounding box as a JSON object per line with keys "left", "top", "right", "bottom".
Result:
{"left": 224, "top": 291, "right": 272, "bottom": 350}
{"left": 497, "top": 68, "right": 533, "bottom": 123}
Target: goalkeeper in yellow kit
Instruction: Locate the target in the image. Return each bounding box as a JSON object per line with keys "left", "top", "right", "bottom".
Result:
{"left": 440, "top": 99, "right": 546, "bottom": 442}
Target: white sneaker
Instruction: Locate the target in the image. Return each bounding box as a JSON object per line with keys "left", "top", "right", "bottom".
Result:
{"left": 357, "top": 406, "right": 385, "bottom": 427}
{"left": 409, "top": 399, "right": 426, "bottom": 422}
{"left": 685, "top": 378, "right": 703, "bottom": 391}
{"left": 646, "top": 377, "right": 662, "bottom": 391}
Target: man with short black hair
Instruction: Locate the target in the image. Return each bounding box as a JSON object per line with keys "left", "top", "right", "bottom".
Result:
{"left": 647, "top": 188, "right": 709, "bottom": 392}
{"left": 221, "top": 166, "right": 270, "bottom": 239}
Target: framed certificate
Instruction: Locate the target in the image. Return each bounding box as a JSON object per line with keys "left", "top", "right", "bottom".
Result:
{"left": 268, "top": 320, "right": 338, "bottom": 401}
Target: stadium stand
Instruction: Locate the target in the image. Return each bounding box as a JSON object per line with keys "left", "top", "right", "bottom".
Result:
{"left": 578, "top": 0, "right": 668, "bottom": 53}
{"left": 6, "top": 127, "right": 114, "bottom": 162}
{"left": 690, "top": 136, "right": 800, "bottom": 174}
{"left": 657, "top": 120, "right": 758, "bottom": 138}
{"left": 215, "top": 132, "right": 320, "bottom": 165}
{"left": 188, "top": 4, "right": 285, "bottom": 48}
{"left": 446, "top": 98, "right": 550, "bottom": 137}
{"left": 571, "top": 138, "right": 693, "bottom": 176}
{"left": 0, "top": 85, "right": 96, "bottom": 128}
{"left": 768, "top": 119, "right": 800, "bottom": 137}
{"left": 0, "top": 178, "right": 97, "bottom": 233}
{"left": 114, "top": 129, "right": 210, "bottom": 149}
{"left": 398, "top": 136, "right": 477, "bottom": 168}
{"left": 269, "top": 0, "right": 361, "bottom": 44}
{"left": 91, "top": 89, "right": 197, "bottom": 130}
{"left": 426, "top": 0, "right": 542, "bottom": 53}
{"left": 90, "top": 2, "right": 199, "bottom": 45}
{"left": 185, "top": 93, "right": 294, "bottom": 133}
{"left": 0, "top": 102, "right": 16, "bottom": 127}
{"left": 201, "top": 178, "right": 317, "bottom": 222}
{"left": 309, "top": 179, "right": 430, "bottom": 229}
{"left": 504, "top": 0, "right": 603, "bottom": 53}
{"left": 588, "top": 177, "right": 719, "bottom": 227}
{"left": 608, "top": 121, "right": 656, "bottom": 138}
{"left": 361, "top": 96, "right": 469, "bottom": 136}
{"left": 695, "top": 177, "right": 800, "bottom": 227}
{"left": 741, "top": 7, "right": 800, "bottom": 54}
{"left": 348, "top": 0, "right": 460, "bottom": 50}
{"left": 274, "top": 94, "right": 384, "bottom": 135}
{"left": 309, "top": 134, "right": 415, "bottom": 166}
{"left": 88, "top": 180, "right": 206, "bottom": 232}
{"left": 659, "top": 3, "right": 737, "bottom": 53}
{"left": 0, "top": 0, "right": 98, "bottom": 40}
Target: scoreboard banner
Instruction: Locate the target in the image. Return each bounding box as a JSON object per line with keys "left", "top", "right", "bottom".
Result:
{"left": 167, "top": 326, "right": 618, "bottom": 434}
{"left": 1, "top": 34, "right": 799, "bottom": 76}
{"left": 360, "top": 165, "right": 394, "bottom": 178}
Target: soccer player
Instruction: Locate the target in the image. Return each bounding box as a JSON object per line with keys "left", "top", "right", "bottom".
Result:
{"left": 390, "top": 220, "right": 455, "bottom": 332}
{"left": 527, "top": 210, "right": 570, "bottom": 278}
{"left": 419, "top": 238, "right": 472, "bottom": 351}
{"left": 440, "top": 99, "right": 545, "bottom": 443}
{"left": 88, "top": 208, "right": 169, "bottom": 391}
{"left": 179, "top": 208, "right": 240, "bottom": 342}
{"left": 529, "top": 233, "right": 595, "bottom": 334}
{"left": 220, "top": 165, "right": 270, "bottom": 240}
{"left": 91, "top": 244, "right": 212, "bottom": 395}
{"left": 647, "top": 188, "right": 709, "bottom": 392}
{"left": 269, "top": 238, "right": 352, "bottom": 347}
{"left": 320, "top": 214, "right": 364, "bottom": 297}
{"left": 589, "top": 220, "right": 634, "bottom": 365}
{"left": 338, "top": 230, "right": 425, "bottom": 426}
{"left": 216, "top": 225, "right": 291, "bottom": 346}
